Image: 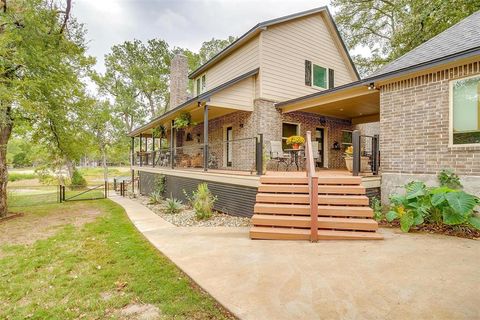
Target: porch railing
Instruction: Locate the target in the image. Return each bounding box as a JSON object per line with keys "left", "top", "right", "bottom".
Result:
{"left": 304, "top": 131, "right": 318, "bottom": 242}
{"left": 352, "top": 130, "right": 380, "bottom": 176}
{"left": 133, "top": 135, "right": 264, "bottom": 175}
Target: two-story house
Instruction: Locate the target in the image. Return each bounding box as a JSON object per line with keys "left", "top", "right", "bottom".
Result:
{"left": 127, "top": 7, "right": 479, "bottom": 240}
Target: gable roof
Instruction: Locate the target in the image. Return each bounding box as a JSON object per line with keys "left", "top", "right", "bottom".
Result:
{"left": 189, "top": 6, "right": 359, "bottom": 79}
{"left": 129, "top": 68, "right": 259, "bottom": 136}
{"left": 371, "top": 10, "right": 480, "bottom": 77}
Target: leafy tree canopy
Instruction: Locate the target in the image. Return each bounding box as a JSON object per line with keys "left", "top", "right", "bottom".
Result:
{"left": 332, "top": 0, "right": 480, "bottom": 76}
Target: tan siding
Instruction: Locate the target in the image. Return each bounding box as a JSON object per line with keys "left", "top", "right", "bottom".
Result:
{"left": 209, "top": 76, "right": 255, "bottom": 111}
{"left": 260, "top": 14, "right": 357, "bottom": 102}
{"left": 202, "top": 38, "right": 260, "bottom": 90}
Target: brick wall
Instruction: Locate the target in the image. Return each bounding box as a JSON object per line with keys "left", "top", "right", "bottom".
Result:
{"left": 380, "top": 63, "right": 480, "bottom": 175}
{"left": 379, "top": 60, "right": 480, "bottom": 200}
{"left": 166, "top": 99, "right": 354, "bottom": 171}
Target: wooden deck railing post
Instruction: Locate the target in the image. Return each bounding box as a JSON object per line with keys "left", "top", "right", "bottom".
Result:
{"left": 352, "top": 130, "right": 360, "bottom": 176}
{"left": 305, "top": 131, "right": 318, "bottom": 242}
{"left": 139, "top": 134, "right": 143, "bottom": 167}
{"left": 372, "top": 134, "right": 380, "bottom": 175}
{"left": 256, "top": 133, "right": 263, "bottom": 176}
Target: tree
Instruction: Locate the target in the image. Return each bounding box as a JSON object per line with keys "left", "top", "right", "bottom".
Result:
{"left": 94, "top": 39, "right": 171, "bottom": 124}
{"left": 0, "top": 0, "right": 94, "bottom": 216}
{"left": 331, "top": 0, "right": 480, "bottom": 76}
{"left": 86, "top": 100, "right": 122, "bottom": 182}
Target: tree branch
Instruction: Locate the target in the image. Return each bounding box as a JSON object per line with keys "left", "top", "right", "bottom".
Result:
{"left": 59, "top": 0, "right": 71, "bottom": 35}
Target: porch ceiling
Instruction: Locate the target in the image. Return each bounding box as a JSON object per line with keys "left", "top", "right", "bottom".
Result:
{"left": 277, "top": 85, "right": 380, "bottom": 124}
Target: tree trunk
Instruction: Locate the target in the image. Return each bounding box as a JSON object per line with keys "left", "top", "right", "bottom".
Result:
{"left": 0, "top": 122, "right": 13, "bottom": 218}
{"left": 65, "top": 159, "right": 75, "bottom": 180}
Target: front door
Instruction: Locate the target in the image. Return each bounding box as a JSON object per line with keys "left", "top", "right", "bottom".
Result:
{"left": 226, "top": 126, "right": 233, "bottom": 167}
{"left": 315, "top": 128, "right": 324, "bottom": 167}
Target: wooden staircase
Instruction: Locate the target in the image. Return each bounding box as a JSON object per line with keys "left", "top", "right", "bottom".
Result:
{"left": 250, "top": 175, "right": 383, "bottom": 240}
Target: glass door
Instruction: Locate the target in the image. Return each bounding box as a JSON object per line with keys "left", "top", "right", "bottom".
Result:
{"left": 315, "top": 128, "right": 324, "bottom": 167}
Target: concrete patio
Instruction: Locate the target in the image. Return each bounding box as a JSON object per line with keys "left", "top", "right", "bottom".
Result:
{"left": 112, "top": 195, "right": 480, "bottom": 320}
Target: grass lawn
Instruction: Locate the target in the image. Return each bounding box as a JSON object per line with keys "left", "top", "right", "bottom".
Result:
{"left": 0, "top": 195, "right": 232, "bottom": 319}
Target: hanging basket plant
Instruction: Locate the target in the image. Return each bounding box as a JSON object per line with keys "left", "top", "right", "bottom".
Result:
{"left": 173, "top": 112, "right": 196, "bottom": 129}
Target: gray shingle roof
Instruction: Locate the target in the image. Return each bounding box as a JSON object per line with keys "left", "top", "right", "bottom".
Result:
{"left": 371, "top": 10, "right": 480, "bottom": 77}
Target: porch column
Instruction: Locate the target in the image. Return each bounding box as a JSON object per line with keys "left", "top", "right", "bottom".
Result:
{"left": 139, "top": 134, "right": 143, "bottom": 167}
{"left": 152, "top": 134, "right": 155, "bottom": 167}
{"left": 203, "top": 104, "right": 209, "bottom": 171}
{"left": 170, "top": 120, "right": 175, "bottom": 169}
{"left": 352, "top": 130, "right": 360, "bottom": 176}
{"left": 130, "top": 137, "right": 134, "bottom": 168}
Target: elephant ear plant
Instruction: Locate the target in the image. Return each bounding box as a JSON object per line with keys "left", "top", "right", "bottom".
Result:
{"left": 386, "top": 181, "right": 480, "bottom": 232}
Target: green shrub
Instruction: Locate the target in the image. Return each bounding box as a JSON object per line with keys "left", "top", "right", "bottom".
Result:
{"left": 154, "top": 175, "right": 166, "bottom": 195}
{"left": 386, "top": 181, "right": 480, "bottom": 232}
{"left": 164, "top": 197, "right": 183, "bottom": 214}
{"left": 184, "top": 183, "right": 217, "bottom": 220}
{"left": 371, "top": 197, "right": 383, "bottom": 221}
{"left": 70, "top": 169, "right": 87, "bottom": 188}
{"left": 148, "top": 190, "right": 163, "bottom": 204}
{"left": 438, "top": 169, "right": 462, "bottom": 189}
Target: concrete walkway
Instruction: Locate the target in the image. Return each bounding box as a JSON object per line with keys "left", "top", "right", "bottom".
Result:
{"left": 111, "top": 195, "right": 480, "bottom": 320}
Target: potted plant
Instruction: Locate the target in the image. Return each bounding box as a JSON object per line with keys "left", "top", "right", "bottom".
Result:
{"left": 286, "top": 135, "right": 305, "bottom": 150}
{"left": 173, "top": 112, "right": 196, "bottom": 129}
{"left": 343, "top": 146, "right": 370, "bottom": 172}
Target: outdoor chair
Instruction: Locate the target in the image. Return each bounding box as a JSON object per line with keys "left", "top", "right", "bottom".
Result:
{"left": 303, "top": 141, "right": 321, "bottom": 169}
{"left": 269, "top": 141, "right": 290, "bottom": 171}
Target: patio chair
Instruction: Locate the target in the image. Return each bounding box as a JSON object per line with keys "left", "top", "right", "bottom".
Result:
{"left": 304, "top": 141, "right": 321, "bottom": 168}
{"left": 270, "top": 141, "right": 290, "bottom": 171}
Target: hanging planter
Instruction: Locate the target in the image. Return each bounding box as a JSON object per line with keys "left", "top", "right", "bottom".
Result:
{"left": 173, "top": 112, "right": 196, "bottom": 129}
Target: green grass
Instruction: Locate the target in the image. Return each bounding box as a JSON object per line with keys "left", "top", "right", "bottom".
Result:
{"left": 0, "top": 197, "right": 231, "bottom": 319}
{"left": 8, "top": 172, "right": 37, "bottom": 182}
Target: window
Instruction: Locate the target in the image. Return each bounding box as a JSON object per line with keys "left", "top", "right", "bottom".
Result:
{"left": 451, "top": 75, "right": 480, "bottom": 145}
{"left": 282, "top": 123, "right": 299, "bottom": 149}
{"left": 201, "top": 74, "right": 206, "bottom": 92}
{"left": 312, "top": 64, "right": 328, "bottom": 89}
{"left": 196, "top": 74, "right": 206, "bottom": 96}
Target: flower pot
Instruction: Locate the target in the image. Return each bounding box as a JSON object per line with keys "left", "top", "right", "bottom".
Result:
{"left": 292, "top": 144, "right": 300, "bottom": 150}
{"left": 345, "top": 156, "right": 370, "bottom": 172}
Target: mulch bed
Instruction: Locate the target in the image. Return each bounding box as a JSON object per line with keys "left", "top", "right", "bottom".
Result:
{"left": 0, "top": 212, "right": 24, "bottom": 223}
{"left": 379, "top": 220, "right": 480, "bottom": 240}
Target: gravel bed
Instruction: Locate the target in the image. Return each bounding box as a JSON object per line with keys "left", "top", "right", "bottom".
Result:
{"left": 136, "top": 196, "right": 251, "bottom": 227}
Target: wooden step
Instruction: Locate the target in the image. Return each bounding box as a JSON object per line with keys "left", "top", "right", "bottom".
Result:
{"left": 252, "top": 215, "right": 378, "bottom": 231}
{"left": 254, "top": 203, "right": 374, "bottom": 217}
{"left": 260, "top": 175, "right": 362, "bottom": 185}
{"left": 256, "top": 193, "right": 369, "bottom": 206}
{"left": 250, "top": 227, "right": 383, "bottom": 240}
{"left": 258, "top": 184, "right": 366, "bottom": 195}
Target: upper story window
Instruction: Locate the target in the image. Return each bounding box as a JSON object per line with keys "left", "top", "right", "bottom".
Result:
{"left": 305, "top": 60, "right": 334, "bottom": 90}
{"left": 196, "top": 74, "right": 206, "bottom": 96}
{"left": 451, "top": 75, "right": 480, "bottom": 145}
{"left": 312, "top": 64, "right": 328, "bottom": 89}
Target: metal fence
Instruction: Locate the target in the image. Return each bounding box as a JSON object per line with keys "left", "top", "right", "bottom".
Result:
{"left": 7, "top": 185, "right": 59, "bottom": 208}
{"left": 59, "top": 183, "right": 108, "bottom": 202}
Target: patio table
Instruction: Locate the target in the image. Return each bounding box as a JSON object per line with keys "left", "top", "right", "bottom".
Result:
{"left": 284, "top": 148, "right": 304, "bottom": 171}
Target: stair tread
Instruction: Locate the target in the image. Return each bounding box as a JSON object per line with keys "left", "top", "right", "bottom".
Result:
{"left": 260, "top": 176, "right": 362, "bottom": 185}
{"left": 251, "top": 214, "right": 378, "bottom": 230}
{"left": 257, "top": 193, "right": 368, "bottom": 199}
{"left": 250, "top": 227, "right": 383, "bottom": 240}
{"left": 258, "top": 184, "right": 366, "bottom": 194}
{"left": 254, "top": 203, "right": 374, "bottom": 217}
{"left": 252, "top": 214, "right": 377, "bottom": 224}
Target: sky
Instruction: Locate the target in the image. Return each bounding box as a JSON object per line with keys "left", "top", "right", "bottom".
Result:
{"left": 73, "top": 0, "right": 335, "bottom": 73}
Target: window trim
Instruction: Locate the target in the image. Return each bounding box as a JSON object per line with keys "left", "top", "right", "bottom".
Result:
{"left": 311, "top": 63, "right": 328, "bottom": 90}
{"left": 196, "top": 73, "right": 207, "bottom": 96}
{"left": 282, "top": 122, "right": 300, "bottom": 150}
{"left": 449, "top": 73, "right": 480, "bottom": 148}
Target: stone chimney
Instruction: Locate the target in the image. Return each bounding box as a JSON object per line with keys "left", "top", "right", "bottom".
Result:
{"left": 169, "top": 54, "right": 188, "bottom": 110}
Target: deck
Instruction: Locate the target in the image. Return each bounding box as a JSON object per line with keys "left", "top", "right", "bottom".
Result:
{"left": 132, "top": 166, "right": 381, "bottom": 189}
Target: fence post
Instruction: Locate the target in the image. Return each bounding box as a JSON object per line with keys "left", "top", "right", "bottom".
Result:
{"left": 104, "top": 181, "right": 108, "bottom": 198}
{"left": 58, "top": 185, "right": 62, "bottom": 203}
{"left": 256, "top": 133, "right": 264, "bottom": 176}
{"left": 352, "top": 130, "right": 361, "bottom": 176}
{"left": 62, "top": 185, "right": 66, "bottom": 202}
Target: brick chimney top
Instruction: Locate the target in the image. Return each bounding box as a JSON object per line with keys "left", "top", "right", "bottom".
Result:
{"left": 168, "top": 54, "right": 188, "bottom": 110}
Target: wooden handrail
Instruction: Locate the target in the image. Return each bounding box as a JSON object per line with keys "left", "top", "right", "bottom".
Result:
{"left": 305, "top": 131, "right": 318, "bottom": 242}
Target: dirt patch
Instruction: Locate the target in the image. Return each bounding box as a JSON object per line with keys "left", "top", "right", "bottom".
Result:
{"left": 118, "top": 303, "right": 161, "bottom": 320}
{"left": 0, "top": 205, "right": 103, "bottom": 247}
{"left": 0, "top": 212, "right": 24, "bottom": 223}
{"left": 379, "top": 220, "right": 480, "bottom": 239}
